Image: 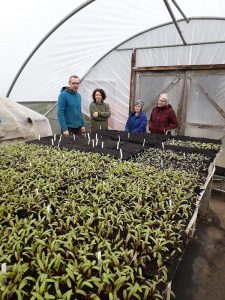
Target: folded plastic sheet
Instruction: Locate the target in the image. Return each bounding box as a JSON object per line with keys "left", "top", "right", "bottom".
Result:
{"left": 0, "top": 96, "right": 52, "bottom": 143}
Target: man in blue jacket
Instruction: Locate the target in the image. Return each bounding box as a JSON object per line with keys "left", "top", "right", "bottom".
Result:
{"left": 57, "top": 75, "right": 85, "bottom": 136}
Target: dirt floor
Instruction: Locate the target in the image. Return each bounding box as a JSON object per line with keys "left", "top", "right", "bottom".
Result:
{"left": 172, "top": 189, "right": 225, "bottom": 300}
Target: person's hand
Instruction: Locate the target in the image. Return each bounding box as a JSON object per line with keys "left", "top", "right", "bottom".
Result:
{"left": 63, "top": 130, "right": 69, "bottom": 136}
{"left": 81, "top": 127, "right": 86, "bottom": 133}
{"left": 93, "top": 112, "right": 98, "bottom": 117}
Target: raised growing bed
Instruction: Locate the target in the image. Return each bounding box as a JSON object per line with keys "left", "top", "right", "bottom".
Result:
{"left": 0, "top": 132, "right": 221, "bottom": 299}
{"left": 28, "top": 134, "right": 144, "bottom": 161}
{"left": 27, "top": 130, "right": 221, "bottom": 162}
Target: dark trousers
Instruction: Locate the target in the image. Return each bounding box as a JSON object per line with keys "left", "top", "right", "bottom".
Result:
{"left": 67, "top": 127, "right": 82, "bottom": 135}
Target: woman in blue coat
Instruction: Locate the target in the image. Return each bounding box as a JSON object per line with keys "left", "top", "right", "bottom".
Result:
{"left": 125, "top": 100, "right": 147, "bottom": 133}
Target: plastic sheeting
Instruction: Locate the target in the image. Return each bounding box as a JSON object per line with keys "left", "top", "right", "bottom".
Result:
{"left": 5, "top": 17, "right": 225, "bottom": 137}
{"left": 2, "top": 0, "right": 225, "bottom": 102}
{"left": 0, "top": 96, "right": 52, "bottom": 142}
{"left": 78, "top": 19, "right": 225, "bottom": 130}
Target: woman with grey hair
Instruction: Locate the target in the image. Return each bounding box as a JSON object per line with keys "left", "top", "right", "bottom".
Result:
{"left": 149, "top": 93, "right": 178, "bottom": 134}
{"left": 125, "top": 99, "right": 147, "bottom": 133}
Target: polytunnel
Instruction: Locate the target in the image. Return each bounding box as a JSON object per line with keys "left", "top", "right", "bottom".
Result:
{"left": 0, "top": 1, "right": 225, "bottom": 299}
{"left": 1, "top": 0, "right": 225, "bottom": 166}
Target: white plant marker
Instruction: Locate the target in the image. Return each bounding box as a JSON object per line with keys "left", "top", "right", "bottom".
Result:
{"left": 128, "top": 132, "right": 130, "bottom": 138}
{"left": 84, "top": 133, "right": 87, "bottom": 138}
{"left": 143, "top": 139, "right": 146, "bottom": 147}
{"left": 47, "top": 204, "right": 51, "bottom": 213}
{"left": 1, "top": 263, "right": 6, "bottom": 274}
{"left": 101, "top": 141, "right": 104, "bottom": 148}
{"left": 162, "top": 142, "right": 164, "bottom": 149}
{"left": 87, "top": 132, "right": 90, "bottom": 140}
{"left": 96, "top": 133, "right": 98, "bottom": 140}
{"left": 117, "top": 141, "right": 120, "bottom": 150}
{"left": 51, "top": 139, "right": 54, "bottom": 146}
{"left": 57, "top": 140, "right": 61, "bottom": 148}
{"left": 92, "top": 139, "right": 95, "bottom": 148}
{"left": 118, "top": 135, "right": 120, "bottom": 142}
{"left": 160, "top": 159, "right": 164, "bottom": 169}
{"left": 97, "top": 251, "right": 102, "bottom": 266}
{"left": 100, "top": 125, "right": 102, "bottom": 130}
{"left": 53, "top": 134, "right": 56, "bottom": 141}
{"left": 120, "top": 149, "right": 123, "bottom": 159}
{"left": 73, "top": 134, "right": 76, "bottom": 140}
{"left": 169, "top": 199, "right": 172, "bottom": 212}
{"left": 38, "top": 134, "right": 40, "bottom": 140}
{"left": 97, "top": 251, "right": 101, "bottom": 260}
{"left": 95, "top": 139, "right": 98, "bottom": 146}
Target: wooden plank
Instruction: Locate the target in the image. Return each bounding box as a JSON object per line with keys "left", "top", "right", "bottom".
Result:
{"left": 187, "top": 123, "right": 225, "bottom": 129}
{"left": 129, "top": 48, "right": 136, "bottom": 113}
{"left": 134, "top": 64, "right": 225, "bottom": 72}
{"left": 179, "top": 71, "right": 189, "bottom": 135}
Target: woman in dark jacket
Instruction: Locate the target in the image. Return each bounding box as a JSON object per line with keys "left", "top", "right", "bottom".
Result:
{"left": 149, "top": 93, "right": 178, "bottom": 134}
{"left": 125, "top": 100, "right": 147, "bottom": 133}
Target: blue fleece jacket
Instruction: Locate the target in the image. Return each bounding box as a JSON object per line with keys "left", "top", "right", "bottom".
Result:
{"left": 57, "top": 87, "right": 85, "bottom": 131}
{"left": 125, "top": 111, "right": 147, "bottom": 133}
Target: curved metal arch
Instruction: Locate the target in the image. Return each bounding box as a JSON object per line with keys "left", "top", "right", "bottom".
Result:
{"left": 81, "top": 17, "right": 225, "bottom": 80}
{"left": 6, "top": 0, "right": 96, "bottom": 98}
{"left": 117, "top": 16, "right": 225, "bottom": 51}
{"left": 80, "top": 18, "right": 179, "bottom": 80}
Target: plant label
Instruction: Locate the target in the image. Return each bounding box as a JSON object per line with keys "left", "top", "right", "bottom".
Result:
{"left": 1, "top": 263, "right": 6, "bottom": 274}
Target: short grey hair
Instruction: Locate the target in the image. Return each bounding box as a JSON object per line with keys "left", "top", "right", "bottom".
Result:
{"left": 135, "top": 99, "right": 144, "bottom": 108}
{"left": 69, "top": 75, "right": 80, "bottom": 83}
{"left": 159, "top": 93, "right": 169, "bottom": 105}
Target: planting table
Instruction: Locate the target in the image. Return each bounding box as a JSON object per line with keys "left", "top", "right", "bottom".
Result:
{"left": 165, "top": 157, "right": 218, "bottom": 300}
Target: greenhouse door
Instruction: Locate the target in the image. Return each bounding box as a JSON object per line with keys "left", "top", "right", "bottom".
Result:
{"left": 184, "top": 70, "right": 225, "bottom": 139}
{"left": 134, "top": 68, "right": 225, "bottom": 139}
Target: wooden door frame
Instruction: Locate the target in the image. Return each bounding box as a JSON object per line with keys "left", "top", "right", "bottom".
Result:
{"left": 129, "top": 61, "right": 225, "bottom": 134}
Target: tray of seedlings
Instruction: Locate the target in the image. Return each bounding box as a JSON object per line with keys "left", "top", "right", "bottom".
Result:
{"left": 27, "top": 129, "right": 173, "bottom": 161}
{"left": 89, "top": 130, "right": 170, "bottom": 147}
{"left": 0, "top": 133, "right": 221, "bottom": 300}
{"left": 27, "top": 133, "right": 145, "bottom": 161}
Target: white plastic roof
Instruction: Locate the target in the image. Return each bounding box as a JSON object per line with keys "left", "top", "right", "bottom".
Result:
{"left": 1, "top": 0, "right": 225, "bottom": 102}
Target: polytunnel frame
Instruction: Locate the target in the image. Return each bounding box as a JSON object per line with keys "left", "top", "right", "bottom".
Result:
{"left": 81, "top": 17, "right": 225, "bottom": 115}
{"left": 42, "top": 17, "right": 225, "bottom": 121}
{"left": 5, "top": 0, "right": 96, "bottom": 98}
{"left": 6, "top": 0, "right": 188, "bottom": 99}
{"left": 81, "top": 16, "right": 225, "bottom": 82}
{"left": 43, "top": 18, "right": 188, "bottom": 119}
{"left": 5, "top": 5, "right": 225, "bottom": 125}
